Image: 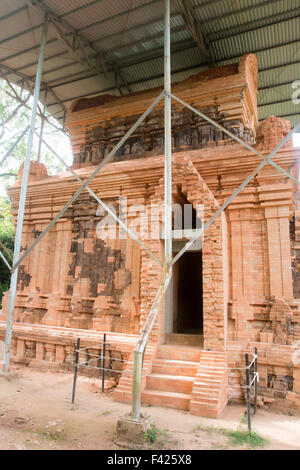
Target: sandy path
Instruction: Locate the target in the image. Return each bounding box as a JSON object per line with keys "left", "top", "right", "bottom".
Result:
{"left": 0, "top": 367, "right": 299, "bottom": 450}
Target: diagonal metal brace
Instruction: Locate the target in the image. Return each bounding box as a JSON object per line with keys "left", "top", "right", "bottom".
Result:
{"left": 172, "top": 117, "right": 300, "bottom": 266}
{"left": 11, "top": 91, "right": 166, "bottom": 273}
{"left": 0, "top": 249, "right": 12, "bottom": 271}
{"left": 0, "top": 126, "right": 29, "bottom": 168}
{"left": 169, "top": 93, "right": 300, "bottom": 186}
{"left": 37, "top": 134, "right": 163, "bottom": 267}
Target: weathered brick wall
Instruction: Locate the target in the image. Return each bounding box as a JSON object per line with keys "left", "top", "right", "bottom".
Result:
{"left": 2, "top": 189, "right": 142, "bottom": 334}
{"left": 66, "top": 54, "right": 258, "bottom": 169}
{"left": 227, "top": 342, "right": 300, "bottom": 410}
{"left": 73, "top": 105, "right": 255, "bottom": 169}
{"left": 137, "top": 157, "right": 228, "bottom": 349}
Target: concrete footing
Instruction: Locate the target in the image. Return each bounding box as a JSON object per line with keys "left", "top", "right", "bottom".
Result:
{"left": 116, "top": 413, "right": 152, "bottom": 446}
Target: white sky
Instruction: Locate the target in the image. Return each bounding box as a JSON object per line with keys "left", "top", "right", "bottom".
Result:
{"left": 0, "top": 130, "right": 73, "bottom": 198}
{"left": 293, "top": 133, "right": 300, "bottom": 147}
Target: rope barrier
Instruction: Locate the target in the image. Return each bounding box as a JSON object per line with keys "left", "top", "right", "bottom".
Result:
{"left": 76, "top": 352, "right": 128, "bottom": 363}
{"left": 77, "top": 342, "right": 136, "bottom": 351}
{"left": 71, "top": 334, "right": 131, "bottom": 403}
{"left": 72, "top": 336, "right": 259, "bottom": 433}
{"left": 77, "top": 363, "right": 124, "bottom": 373}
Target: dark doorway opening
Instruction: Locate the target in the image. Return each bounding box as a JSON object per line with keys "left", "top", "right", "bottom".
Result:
{"left": 174, "top": 251, "right": 203, "bottom": 334}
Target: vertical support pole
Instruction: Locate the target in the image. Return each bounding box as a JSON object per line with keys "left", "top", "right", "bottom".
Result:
{"left": 130, "top": 0, "right": 172, "bottom": 422}
{"left": 164, "top": 0, "right": 172, "bottom": 267}
{"left": 131, "top": 350, "right": 144, "bottom": 420}
{"left": 102, "top": 333, "right": 106, "bottom": 392}
{"left": 254, "top": 347, "right": 258, "bottom": 415}
{"left": 72, "top": 338, "right": 80, "bottom": 404}
{"left": 37, "top": 89, "right": 48, "bottom": 163}
{"left": 3, "top": 18, "right": 49, "bottom": 373}
{"left": 245, "top": 353, "right": 252, "bottom": 434}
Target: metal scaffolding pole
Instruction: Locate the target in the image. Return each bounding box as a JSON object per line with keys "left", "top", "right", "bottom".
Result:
{"left": 37, "top": 89, "right": 47, "bottom": 163}
{"left": 0, "top": 249, "right": 12, "bottom": 271}
{"left": 164, "top": 0, "right": 172, "bottom": 267}
{"left": 3, "top": 18, "right": 48, "bottom": 372}
{"left": 131, "top": 0, "right": 173, "bottom": 421}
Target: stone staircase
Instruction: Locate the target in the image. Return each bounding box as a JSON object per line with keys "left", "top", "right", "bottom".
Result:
{"left": 141, "top": 344, "right": 201, "bottom": 411}
{"left": 114, "top": 342, "right": 229, "bottom": 418}
{"left": 113, "top": 344, "right": 157, "bottom": 403}
{"left": 190, "top": 350, "right": 228, "bottom": 418}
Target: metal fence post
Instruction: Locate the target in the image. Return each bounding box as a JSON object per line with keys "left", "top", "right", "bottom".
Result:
{"left": 3, "top": 18, "right": 49, "bottom": 372}
{"left": 102, "top": 333, "right": 106, "bottom": 392}
{"left": 245, "top": 353, "right": 252, "bottom": 434}
{"left": 254, "top": 347, "right": 258, "bottom": 415}
{"left": 72, "top": 338, "right": 80, "bottom": 404}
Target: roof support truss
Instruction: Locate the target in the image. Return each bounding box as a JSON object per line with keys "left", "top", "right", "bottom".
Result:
{"left": 177, "top": 0, "right": 214, "bottom": 66}
{"left": 48, "top": 14, "right": 108, "bottom": 79}
{"left": 24, "top": 0, "right": 131, "bottom": 94}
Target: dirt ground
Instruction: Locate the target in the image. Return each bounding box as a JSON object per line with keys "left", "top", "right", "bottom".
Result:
{"left": 0, "top": 366, "right": 299, "bottom": 450}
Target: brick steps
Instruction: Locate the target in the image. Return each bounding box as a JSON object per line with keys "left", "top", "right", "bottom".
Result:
{"left": 157, "top": 345, "right": 201, "bottom": 362}
{"left": 165, "top": 333, "right": 203, "bottom": 347}
{"left": 147, "top": 373, "right": 194, "bottom": 394}
{"left": 152, "top": 359, "right": 199, "bottom": 376}
{"left": 141, "top": 389, "right": 191, "bottom": 411}
{"left": 115, "top": 343, "right": 229, "bottom": 418}
{"left": 113, "top": 344, "right": 157, "bottom": 404}
{"left": 190, "top": 350, "right": 228, "bottom": 419}
{"left": 142, "top": 344, "right": 200, "bottom": 411}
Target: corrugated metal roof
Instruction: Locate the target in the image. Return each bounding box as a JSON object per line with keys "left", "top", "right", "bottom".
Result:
{"left": 0, "top": 0, "right": 299, "bottom": 127}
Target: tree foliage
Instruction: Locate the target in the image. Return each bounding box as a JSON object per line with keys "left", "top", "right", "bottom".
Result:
{"left": 0, "top": 78, "right": 72, "bottom": 191}
{"left": 0, "top": 197, "right": 14, "bottom": 307}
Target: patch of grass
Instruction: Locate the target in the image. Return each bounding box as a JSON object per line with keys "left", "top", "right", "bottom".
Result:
{"left": 211, "top": 443, "right": 229, "bottom": 450}
{"left": 159, "top": 428, "right": 171, "bottom": 438}
{"left": 37, "top": 428, "right": 66, "bottom": 442}
{"left": 195, "top": 422, "right": 268, "bottom": 449}
{"left": 101, "top": 411, "right": 112, "bottom": 416}
{"left": 220, "top": 429, "right": 269, "bottom": 448}
{"left": 144, "top": 424, "right": 159, "bottom": 443}
{"left": 144, "top": 424, "right": 174, "bottom": 449}
{"left": 195, "top": 424, "right": 217, "bottom": 435}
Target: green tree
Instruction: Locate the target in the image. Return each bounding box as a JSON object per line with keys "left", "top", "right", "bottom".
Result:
{"left": 0, "top": 79, "right": 72, "bottom": 191}
{"left": 0, "top": 197, "right": 14, "bottom": 307}
{"left": 0, "top": 78, "right": 73, "bottom": 307}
